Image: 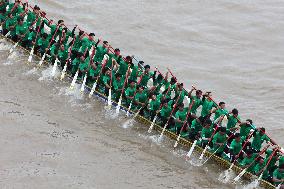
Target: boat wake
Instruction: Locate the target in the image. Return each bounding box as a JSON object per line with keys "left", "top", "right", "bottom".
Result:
{"left": 218, "top": 169, "right": 236, "bottom": 184}
{"left": 0, "top": 42, "right": 11, "bottom": 50}
{"left": 24, "top": 67, "right": 39, "bottom": 76}
{"left": 38, "top": 65, "right": 61, "bottom": 81}
{"left": 235, "top": 179, "right": 263, "bottom": 189}
{"left": 121, "top": 119, "right": 134, "bottom": 129}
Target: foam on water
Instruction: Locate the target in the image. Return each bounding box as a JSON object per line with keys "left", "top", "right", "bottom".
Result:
{"left": 24, "top": 67, "right": 39, "bottom": 76}
{"left": 121, "top": 119, "right": 134, "bottom": 129}
{"left": 0, "top": 42, "right": 11, "bottom": 50}
{"left": 7, "top": 50, "right": 17, "bottom": 60}
{"left": 235, "top": 179, "right": 263, "bottom": 189}
{"left": 58, "top": 84, "right": 84, "bottom": 105}
{"left": 104, "top": 108, "right": 119, "bottom": 120}
{"left": 38, "top": 65, "right": 61, "bottom": 81}
{"left": 219, "top": 169, "right": 237, "bottom": 184}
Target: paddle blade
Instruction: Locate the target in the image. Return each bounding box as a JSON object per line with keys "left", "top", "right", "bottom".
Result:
{"left": 148, "top": 115, "right": 157, "bottom": 133}
{"left": 158, "top": 124, "right": 168, "bottom": 141}
{"left": 89, "top": 82, "right": 97, "bottom": 98}
{"left": 199, "top": 146, "right": 209, "bottom": 160}
{"left": 116, "top": 96, "right": 122, "bottom": 114}
{"left": 107, "top": 89, "right": 112, "bottom": 107}
{"left": 70, "top": 70, "right": 79, "bottom": 89}
{"left": 4, "top": 31, "right": 10, "bottom": 37}
{"left": 126, "top": 102, "right": 132, "bottom": 117}
{"left": 28, "top": 47, "right": 34, "bottom": 62}
{"left": 186, "top": 140, "right": 197, "bottom": 159}
{"left": 80, "top": 74, "right": 87, "bottom": 93}
{"left": 38, "top": 53, "right": 46, "bottom": 66}
{"left": 174, "top": 135, "right": 181, "bottom": 148}
{"left": 60, "top": 63, "right": 67, "bottom": 80}
{"left": 51, "top": 58, "right": 58, "bottom": 77}
{"left": 233, "top": 168, "right": 247, "bottom": 182}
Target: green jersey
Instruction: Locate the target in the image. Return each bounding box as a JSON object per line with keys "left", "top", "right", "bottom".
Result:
{"left": 191, "top": 119, "right": 203, "bottom": 132}
{"left": 240, "top": 124, "right": 254, "bottom": 138}
{"left": 201, "top": 99, "right": 216, "bottom": 117}
{"left": 174, "top": 108, "right": 188, "bottom": 129}
{"left": 139, "top": 71, "right": 153, "bottom": 87}
{"left": 125, "top": 87, "right": 136, "bottom": 98}
{"left": 240, "top": 154, "right": 257, "bottom": 172}
{"left": 212, "top": 132, "right": 227, "bottom": 153}
{"left": 190, "top": 96, "right": 202, "bottom": 115}
{"left": 273, "top": 168, "right": 284, "bottom": 186}
{"left": 201, "top": 127, "right": 213, "bottom": 141}
{"left": 226, "top": 115, "right": 240, "bottom": 130}
{"left": 214, "top": 108, "right": 228, "bottom": 121}
{"left": 160, "top": 100, "right": 173, "bottom": 118}
{"left": 252, "top": 162, "right": 269, "bottom": 179}
{"left": 5, "top": 16, "right": 17, "bottom": 36}
{"left": 94, "top": 45, "right": 108, "bottom": 63}
{"left": 251, "top": 131, "right": 270, "bottom": 151}
{"left": 129, "top": 65, "right": 139, "bottom": 82}
{"left": 149, "top": 98, "right": 161, "bottom": 112}
{"left": 79, "top": 57, "right": 90, "bottom": 72}
{"left": 117, "top": 60, "right": 128, "bottom": 76}
{"left": 229, "top": 139, "right": 243, "bottom": 155}
{"left": 113, "top": 77, "right": 124, "bottom": 92}
{"left": 89, "top": 63, "right": 101, "bottom": 77}
{"left": 37, "top": 37, "right": 49, "bottom": 52}
{"left": 135, "top": 90, "right": 148, "bottom": 104}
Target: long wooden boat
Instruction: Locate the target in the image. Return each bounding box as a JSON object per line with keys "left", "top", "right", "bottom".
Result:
{"left": 0, "top": 33, "right": 277, "bottom": 189}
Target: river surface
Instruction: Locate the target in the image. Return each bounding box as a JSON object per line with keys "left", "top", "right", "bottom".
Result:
{"left": 0, "top": 0, "right": 284, "bottom": 189}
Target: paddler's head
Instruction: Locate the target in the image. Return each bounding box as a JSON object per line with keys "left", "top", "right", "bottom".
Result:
{"left": 151, "top": 94, "right": 156, "bottom": 101}
{"left": 114, "top": 48, "right": 120, "bottom": 56}
{"left": 137, "top": 85, "right": 144, "bottom": 93}
{"left": 161, "top": 99, "right": 169, "bottom": 107}
{"left": 196, "top": 90, "right": 202, "bottom": 98}
{"left": 256, "top": 156, "right": 264, "bottom": 165}
{"left": 58, "top": 20, "right": 64, "bottom": 26}
{"left": 125, "top": 56, "right": 132, "bottom": 64}
{"left": 8, "top": 13, "right": 12, "bottom": 18}
{"left": 103, "top": 41, "right": 108, "bottom": 48}
{"left": 246, "top": 149, "right": 253, "bottom": 158}
{"left": 105, "top": 67, "right": 111, "bottom": 76}
{"left": 129, "top": 80, "right": 136, "bottom": 88}
{"left": 203, "top": 119, "right": 212, "bottom": 128}
{"left": 232, "top": 108, "right": 239, "bottom": 118}
{"left": 144, "top": 65, "right": 150, "bottom": 73}
{"left": 17, "top": 17, "right": 24, "bottom": 25}
{"left": 246, "top": 119, "right": 253, "bottom": 126}
{"left": 178, "top": 103, "right": 184, "bottom": 111}
{"left": 170, "top": 77, "right": 176, "bottom": 85}
{"left": 89, "top": 33, "right": 95, "bottom": 41}
{"left": 178, "top": 83, "right": 183, "bottom": 90}
{"left": 219, "top": 102, "right": 225, "bottom": 109}
{"left": 42, "top": 33, "right": 48, "bottom": 40}
{"left": 259, "top": 127, "right": 266, "bottom": 136}
{"left": 15, "top": 0, "right": 20, "bottom": 5}
{"left": 234, "top": 133, "right": 241, "bottom": 142}
{"left": 115, "top": 73, "right": 121, "bottom": 81}
{"left": 219, "top": 127, "right": 226, "bottom": 135}
{"left": 34, "top": 5, "right": 40, "bottom": 14}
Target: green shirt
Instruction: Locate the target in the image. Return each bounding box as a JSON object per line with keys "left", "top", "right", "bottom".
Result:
{"left": 190, "top": 96, "right": 202, "bottom": 115}
{"left": 212, "top": 132, "right": 227, "bottom": 153}
{"left": 117, "top": 60, "right": 129, "bottom": 76}
{"left": 37, "top": 37, "right": 49, "bottom": 52}
{"left": 135, "top": 90, "right": 148, "bottom": 104}
{"left": 201, "top": 127, "right": 213, "bottom": 141}
{"left": 253, "top": 162, "right": 269, "bottom": 179}
{"left": 139, "top": 71, "right": 153, "bottom": 87}
{"left": 273, "top": 168, "right": 284, "bottom": 185}
{"left": 229, "top": 139, "right": 243, "bottom": 155}
{"left": 160, "top": 100, "right": 173, "bottom": 118}
{"left": 201, "top": 99, "right": 215, "bottom": 117}
{"left": 125, "top": 87, "right": 136, "bottom": 98}
{"left": 79, "top": 57, "right": 90, "bottom": 72}
{"left": 175, "top": 108, "right": 188, "bottom": 129}
{"left": 5, "top": 16, "right": 17, "bottom": 36}
{"left": 129, "top": 65, "right": 139, "bottom": 82}
{"left": 226, "top": 115, "right": 240, "bottom": 130}
{"left": 113, "top": 77, "right": 124, "bottom": 92}
{"left": 251, "top": 131, "right": 270, "bottom": 151}
{"left": 94, "top": 45, "right": 108, "bottom": 63}
{"left": 240, "top": 124, "right": 254, "bottom": 138}
{"left": 240, "top": 154, "right": 257, "bottom": 172}
{"left": 191, "top": 119, "right": 203, "bottom": 132}
{"left": 149, "top": 98, "right": 161, "bottom": 112}
{"left": 89, "top": 63, "right": 101, "bottom": 77}
{"left": 214, "top": 108, "right": 228, "bottom": 121}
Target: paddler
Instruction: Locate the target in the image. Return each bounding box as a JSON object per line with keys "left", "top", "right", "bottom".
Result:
{"left": 272, "top": 164, "right": 284, "bottom": 186}
{"left": 112, "top": 73, "right": 125, "bottom": 101}
{"left": 133, "top": 85, "right": 148, "bottom": 113}
{"left": 253, "top": 157, "right": 272, "bottom": 182}
{"left": 201, "top": 92, "right": 217, "bottom": 117}
{"left": 211, "top": 102, "right": 228, "bottom": 122}
{"left": 93, "top": 40, "right": 109, "bottom": 63}
{"left": 124, "top": 80, "right": 136, "bottom": 107}
{"left": 188, "top": 87, "right": 203, "bottom": 119}
{"left": 174, "top": 103, "right": 189, "bottom": 134}
{"left": 15, "top": 17, "right": 30, "bottom": 48}
{"left": 138, "top": 64, "right": 154, "bottom": 88}
{"left": 226, "top": 108, "right": 240, "bottom": 134}
{"left": 239, "top": 149, "right": 258, "bottom": 173}
{"left": 251, "top": 127, "right": 271, "bottom": 153}
{"left": 229, "top": 133, "right": 244, "bottom": 162}
{"left": 198, "top": 119, "right": 214, "bottom": 148}
{"left": 211, "top": 126, "right": 228, "bottom": 157}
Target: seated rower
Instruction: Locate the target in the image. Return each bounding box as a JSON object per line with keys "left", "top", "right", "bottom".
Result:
{"left": 112, "top": 73, "right": 125, "bottom": 102}
{"left": 71, "top": 52, "right": 83, "bottom": 75}
{"left": 101, "top": 67, "right": 112, "bottom": 96}
{"left": 138, "top": 64, "right": 154, "bottom": 88}
{"left": 253, "top": 157, "right": 271, "bottom": 182}
{"left": 201, "top": 92, "right": 217, "bottom": 118}
{"left": 71, "top": 30, "right": 85, "bottom": 60}
{"left": 272, "top": 164, "right": 284, "bottom": 187}
{"left": 15, "top": 17, "right": 30, "bottom": 48}
{"left": 124, "top": 80, "right": 136, "bottom": 107}
{"left": 174, "top": 103, "right": 189, "bottom": 134}
{"left": 93, "top": 40, "right": 109, "bottom": 63}
{"left": 229, "top": 133, "right": 243, "bottom": 162}
{"left": 133, "top": 85, "right": 148, "bottom": 113}
{"left": 226, "top": 108, "right": 241, "bottom": 134}
{"left": 116, "top": 55, "right": 131, "bottom": 77}
{"left": 146, "top": 93, "right": 161, "bottom": 120}
{"left": 198, "top": 119, "right": 214, "bottom": 148}
{"left": 78, "top": 55, "right": 90, "bottom": 79}
{"left": 128, "top": 60, "right": 143, "bottom": 83}
{"left": 211, "top": 126, "right": 228, "bottom": 157}
{"left": 173, "top": 83, "right": 188, "bottom": 105}
{"left": 239, "top": 119, "right": 255, "bottom": 138}
{"left": 264, "top": 148, "right": 280, "bottom": 176}
{"left": 57, "top": 43, "right": 68, "bottom": 68}
{"left": 251, "top": 127, "right": 271, "bottom": 153}
{"left": 158, "top": 98, "right": 173, "bottom": 126}
{"left": 88, "top": 61, "right": 102, "bottom": 85}
{"left": 35, "top": 33, "right": 50, "bottom": 56}
{"left": 239, "top": 149, "right": 257, "bottom": 173}
{"left": 211, "top": 102, "right": 228, "bottom": 122}
{"left": 188, "top": 88, "right": 203, "bottom": 118}
{"left": 4, "top": 13, "right": 17, "bottom": 40}
{"left": 107, "top": 48, "right": 121, "bottom": 68}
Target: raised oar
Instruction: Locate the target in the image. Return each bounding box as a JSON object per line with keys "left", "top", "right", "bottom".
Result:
{"left": 106, "top": 59, "right": 115, "bottom": 108}
{"left": 89, "top": 54, "right": 109, "bottom": 98}
{"left": 158, "top": 93, "right": 182, "bottom": 141}
{"left": 116, "top": 65, "right": 131, "bottom": 114}
{"left": 233, "top": 145, "right": 270, "bottom": 182}
{"left": 174, "top": 100, "right": 194, "bottom": 148}
{"left": 199, "top": 115, "right": 226, "bottom": 160}
{"left": 39, "top": 25, "right": 60, "bottom": 66}
{"left": 60, "top": 35, "right": 77, "bottom": 80}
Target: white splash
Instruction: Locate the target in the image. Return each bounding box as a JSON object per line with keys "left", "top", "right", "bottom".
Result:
{"left": 0, "top": 42, "right": 11, "bottom": 50}
{"left": 218, "top": 169, "right": 236, "bottom": 184}
{"left": 237, "top": 179, "right": 262, "bottom": 189}
{"left": 58, "top": 84, "right": 83, "bottom": 100}
{"left": 122, "top": 119, "right": 134, "bottom": 129}
{"left": 104, "top": 108, "right": 119, "bottom": 120}
{"left": 7, "top": 50, "right": 17, "bottom": 60}
{"left": 38, "top": 65, "right": 60, "bottom": 81}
